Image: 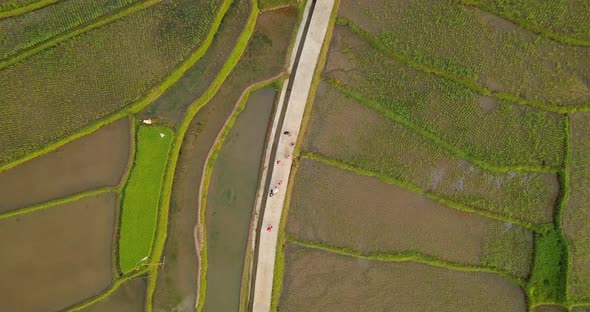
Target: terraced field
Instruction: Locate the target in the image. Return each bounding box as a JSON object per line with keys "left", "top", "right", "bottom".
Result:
{"left": 2, "top": 0, "right": 589, "bottom": 311}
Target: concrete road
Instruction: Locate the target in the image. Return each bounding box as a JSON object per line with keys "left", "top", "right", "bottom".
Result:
{"left": 250, "top": 0, "right": 335, "bottom": 311}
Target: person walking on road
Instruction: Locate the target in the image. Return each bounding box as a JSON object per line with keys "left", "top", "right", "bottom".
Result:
{"left": 269, "top": 186, "right": 279, "bottom": 197}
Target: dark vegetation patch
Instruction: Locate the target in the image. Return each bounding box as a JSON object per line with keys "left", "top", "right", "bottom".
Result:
{"left": 0, "top": 118, "right": 130, "bottom": 213}
{"left": 0, "top": 0, "right": 221, "bottom": 166}
{"left": 278, "top": 243, "right": 527, "bottom": 312}
{"left": 0, "top": 192, "right": 117, "bottom": 312}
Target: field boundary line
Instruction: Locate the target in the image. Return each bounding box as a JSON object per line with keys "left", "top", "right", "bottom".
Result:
{"left": 457, "top": 0, "right": 590, "bottom": 47}
{"left": 0, "top": 0, "right": 231, "bottom": 174}
{"left": 197, "top": 75, "right": 283, "bottom": 311}
{"left": 288, "top": 237, "right": 527, "bottom": 288}
{"left": 562, "top": 115, "right": 574, "bottom": 304}
{"left": 327, "top": 80, "right": 561, "bottom": 174}
{"left": 65, "top": 268, "right": 148, "bottom": 311}
{"left": 0, "top": 0, "right": 162, "bottom": 69}
{"left": 302, "top": 152, "right": 544, "bottom": 231}
{"left": 0, "top": 187, "right": 116, "bottom": 221}
{"left": 337, "top": 17, "right": 590, "bottom": 114}
{"left": 143, "top": 1, "right": 259, "bottom": 311}
{"left": 268, "top": 2, "right": 338, "bottom": 310}
{"left": 0, "top": 0, "right": 61, "bottom": 19}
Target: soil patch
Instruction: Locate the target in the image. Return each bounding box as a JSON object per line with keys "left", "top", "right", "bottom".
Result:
{"left": 278, "top": 243, "right": 527, "bottom": 312}
{"left": 0, "top": 118, "right": 130, "bottom": 213}
{"left": 0, "top": 192, "right": 117, "bottom": 312}
{"left": 81, "top": 278, "right": 147, "bottom": 312}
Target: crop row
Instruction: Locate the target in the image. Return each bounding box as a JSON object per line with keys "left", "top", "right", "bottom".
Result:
{"left": 304, "top": 82, "right": 559, "bottom": 226}
{"left": 460, "top": 0, "right": 590, "bottom": 44}
{"left": 0, "top": 0, "right": 221, "bottom": 167}
{"left": 338, "top": 0, "right": 590, "bottom": 107}
{"left": 564, "top": 112, "right": 590, "bottom": 302}
{"left": 0, "top": 0, "right": 143, "bottom": 60}
{"left": 324, "top": 25, "right": 566, "bottom": 169}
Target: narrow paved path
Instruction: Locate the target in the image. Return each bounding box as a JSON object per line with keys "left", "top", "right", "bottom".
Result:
{"left": 251, "top": 1, "right": 335, "bottom": 311}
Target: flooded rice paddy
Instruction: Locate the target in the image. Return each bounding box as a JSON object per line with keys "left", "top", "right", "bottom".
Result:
{"left": 202, "top": 88, "right": 275, "bottom": 311}
{"left": 278, "top": 243, "right": 527, "bottom": 312}
{"left": 0, "top": 192, "right": 117, "bottom": 312}
{"left": 0, "top": 118, "right": 131, "bottom": 213}
{"left": 81, "top": 277, "right": 147, "bottom": 312}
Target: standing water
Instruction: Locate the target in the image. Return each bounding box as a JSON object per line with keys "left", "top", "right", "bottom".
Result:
{"left": 203, "top": 87, "right": 276, "bottom": 311}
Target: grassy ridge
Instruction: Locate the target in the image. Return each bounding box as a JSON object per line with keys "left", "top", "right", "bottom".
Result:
{"left": 0, "top": 0, "right": 59, "bottom": 18}
{"left": 118, "top": 125, "right": 174, "bottom": 274}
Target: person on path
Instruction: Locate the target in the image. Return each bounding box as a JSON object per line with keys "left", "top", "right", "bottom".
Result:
{"left": 269, "top": 186, "right": 279, "bottom": 197}
{"left": 283, "top": 131, "right": 292, "bottom": 136}
{"left": 266, "top": 225, "right": 273, "bottom": 232}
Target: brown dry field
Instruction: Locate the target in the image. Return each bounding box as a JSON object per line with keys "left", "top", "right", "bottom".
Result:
{"left": 303, "top": 82, "right": 558, "bottom": 225}
{"left": 533, "top": 305, "right": 568, "bottom": 312}
{"left": 572, "top": 306, "right": 590, "bottom": 312}
{"left": 278, "top": 243, "right": 527, "bottom": 312}
{"left": 0, "top": 192, "right": 117, "bottom": 312}
{"left": 81, "top": 278, "right": 146, "bottom": 312}
{"left": 0, "top": 117, "right": 131, "bottom": 214}
{"left": 286, "top": 158, "right": 533, "bottom": 278}
{"left": 152, "top": 6, "right": 297, "bottom": 311}
{"left": 564, "top": 111, "right": 590, "bottom": 301}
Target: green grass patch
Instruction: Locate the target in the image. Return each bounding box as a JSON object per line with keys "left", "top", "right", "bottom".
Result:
{"left": 527, "top": 225, "right": 568, "bottom": 304}
{"left": 119, "top": 125, "right": 174, "bottom": 274}
{"left": 0, "top": 0, "right": 59, "bottom": 17}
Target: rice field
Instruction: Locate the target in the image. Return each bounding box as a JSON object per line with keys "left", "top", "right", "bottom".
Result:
{"left": 278, "top": 243, "right": 527, "bottom": 312}
{"left": 324, "top": 25, "right": 567, "bottom": 169}
{"left": 287, "top": 158, "right": 533, "bottom": 278}
{"left": 0, "top": 118, "right": 130, "bottom": 213}
{"left": 564, "top": 112, "right": 590, "bottom": 302}
{"left": 118, "top": 125, "right": 174, "bottom": 274}
{"left": 0, "top": 0, "right": 142, "bottom": 60}
{"left": 0, "top": 0, "right": 221, "bottom": 167}
{"left": 80, "top": 278, "right": 147, "bottom": 312}
{"left": 0, "top": 192, "right": 117, "bottom": 312}
{"left": 461, "top": 0, "right": 590, "bottom": 42}
{"left": 338, "top": 0, "right": 590, "bottom": 107}
{"left": 303, "top": 82, "right": 559, "bottom": 225}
